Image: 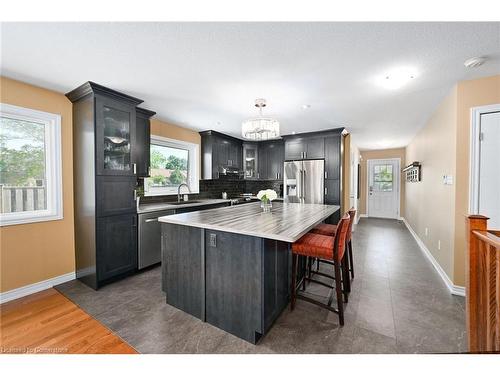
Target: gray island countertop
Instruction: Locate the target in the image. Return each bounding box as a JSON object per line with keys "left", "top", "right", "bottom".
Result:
{"left": 158, "top": 201, "right": 339, "bottom": 242}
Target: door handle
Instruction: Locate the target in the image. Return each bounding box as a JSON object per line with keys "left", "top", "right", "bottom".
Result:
{"left": 145, "top": 218, "right": 158, "bottom": 223}
{"left": 133, "top": 189, "right": 137, "bottom": 201}
{"left": 325, "top": 187, "right": 328, "bottom": 195}
{"left": 133, "top": 163, "right": 137, "bottom": 175}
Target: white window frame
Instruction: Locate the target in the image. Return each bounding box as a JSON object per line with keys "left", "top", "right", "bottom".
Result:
{"left": 145, "top": 135, "right": 199, "bottom": 196}
{"left": 0, "top": 103, "right": 63, "bottom": 226}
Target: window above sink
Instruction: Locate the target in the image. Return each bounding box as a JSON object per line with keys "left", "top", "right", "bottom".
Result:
{"left": 144, "top": 135, "right": 199, "bottom": 197}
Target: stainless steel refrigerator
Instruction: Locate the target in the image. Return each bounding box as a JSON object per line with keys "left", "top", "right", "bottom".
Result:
{"left": 283, "top": 160, "right": 325, "bottom": 204}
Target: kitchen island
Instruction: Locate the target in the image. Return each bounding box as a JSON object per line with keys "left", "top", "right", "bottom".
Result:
{"left": 159, "top": 202, "right": 339, "bottom": 344}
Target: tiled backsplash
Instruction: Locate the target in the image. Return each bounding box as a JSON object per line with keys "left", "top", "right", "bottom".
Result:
{"left": 139, "top": 178, "right": 283, "bottom": 204}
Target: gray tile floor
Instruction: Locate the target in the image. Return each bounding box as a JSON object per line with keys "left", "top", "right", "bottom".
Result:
{"left": 56, "top": 218, "right": 466, "bottom": 353}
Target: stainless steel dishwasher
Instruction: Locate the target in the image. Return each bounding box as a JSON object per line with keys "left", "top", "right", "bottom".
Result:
{"left": 138, "top": 209, "right": 175, "bottom": 269}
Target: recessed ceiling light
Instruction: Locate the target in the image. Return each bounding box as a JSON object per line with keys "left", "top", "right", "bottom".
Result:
{"left": 464, "top": 56, "right": 486, "bottom": 68}
{"left": 301, "top": 104, "right": 311, "bottom": 110}
{"left": 292, "top": 131, "right": 296, "bottom": 135}
{"left": 376, "top": 67, "right": 417, "bottom": 90}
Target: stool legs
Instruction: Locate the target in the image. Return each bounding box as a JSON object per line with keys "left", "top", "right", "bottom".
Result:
{"left": 291, "top": 253, "right": 298, "bottom": 311}
{"left": 348, "top": 240, "right": 354, "bottom": 279}
{"left": 333, "top": 259, "right": 344, "bottom": 325}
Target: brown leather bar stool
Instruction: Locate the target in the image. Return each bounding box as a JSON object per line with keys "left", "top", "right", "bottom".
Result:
{"left": 312, "top": 208, "right": 356, "bottom": 281}
{"left": 290, "top": 213, "right": 351, "bottom": 325}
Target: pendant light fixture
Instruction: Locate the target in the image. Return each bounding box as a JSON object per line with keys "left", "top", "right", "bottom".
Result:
{"left": 241, "top": 98, "right": 280, "bottom": 141}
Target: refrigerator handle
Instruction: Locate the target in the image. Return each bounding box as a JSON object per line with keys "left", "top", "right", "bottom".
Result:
{"left": 302, "top": 169, "right": 306, "bottom": 202}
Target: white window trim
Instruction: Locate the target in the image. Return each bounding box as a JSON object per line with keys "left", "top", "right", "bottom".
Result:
{"left": 469, "top": 104, "right": 500, "bottom": 214}
{"left": 0, "top": 103, "right": 63, "bottom": 226}
{"left": 145, "top": 135, "right": 199, "bottom": 196}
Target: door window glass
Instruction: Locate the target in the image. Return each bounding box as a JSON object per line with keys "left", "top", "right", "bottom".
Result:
{"left": 373, "top": 164, "right": 393, "bottom": 191}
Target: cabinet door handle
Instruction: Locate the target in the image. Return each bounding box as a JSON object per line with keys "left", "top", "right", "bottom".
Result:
{"left": 325, "top": 171, "right": 328, "bottom": 179}
{"left": 133, "top": 189, "right": 137, "bottom": 201}
{"left": 145, "top": 218, "right": 158, "bottom": 223}
{"left": 133, "top": 163, "right": 137, "bottom": 175}
{"left": 325, "top": 187, "right": 328, "bottom": 195}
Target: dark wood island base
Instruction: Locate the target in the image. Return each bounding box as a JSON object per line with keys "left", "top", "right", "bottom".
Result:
{"left": 162, "top": 223, "right": 290, "bottom": 344}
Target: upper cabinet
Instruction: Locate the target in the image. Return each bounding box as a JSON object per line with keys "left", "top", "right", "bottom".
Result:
{"left": 95, "top": 95, "right": 138, "bottom": 176}
{"left": 324, "top": 135, "right": 341, "bottom": 180}
{"left": 135, "top": 108, "right": 156, "bottom": 178}
{"left": 284, "top": 136, "right": 324, "bottom": 160}
{"left": 200, "top": 130, "right": 243, "bottom": 179}
{"left": 258, "top": 140, "right": 285, "bottom": 180}
{"left": 243, "top": 143, "right": 259, "bottom": 179}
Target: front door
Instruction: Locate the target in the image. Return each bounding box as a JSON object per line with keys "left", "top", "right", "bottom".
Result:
{"left": 367, "top": 159, "right": 400, "bottom": 219}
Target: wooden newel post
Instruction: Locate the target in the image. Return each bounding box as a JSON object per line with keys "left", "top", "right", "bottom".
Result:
{"left": 466, "top": 214, "right": 488, "bottom": 352}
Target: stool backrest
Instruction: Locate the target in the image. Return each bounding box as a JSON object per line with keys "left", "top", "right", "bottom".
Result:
{"left": 333, "top": 212, "right": 351, "bottom": 261}
{"left": 346, "top": 207, "right": 356, "bottom": 242}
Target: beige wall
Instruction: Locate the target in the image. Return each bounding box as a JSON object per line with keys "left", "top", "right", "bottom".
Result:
{"left": 0, "top": 78, "right": 202, "bottom": 294}
{"left": 0, "top": 77, "right": 75, "bottom": 292}
{"left": 453, "top": 75, "right": 500, "bottom": 286}
{"left": 151, "top": 118, "right": 201, "bottom": 146}
{"left": 359, "top": 148, "right": 406, "bottom": 217}
{"left": 404, "top": 74, "right": 500, "bottom": 287}
{"left": 405, "top": 87, "right": 458, "bottom": 282}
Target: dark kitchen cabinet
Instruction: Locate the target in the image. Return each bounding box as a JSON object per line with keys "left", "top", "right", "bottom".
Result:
{"left": 284, "top": 136, "right": 324, "bottom": 160}
{"left": 258, "top": 140, "right": 284, "bottom": 180}
{"left": 96, "top": 176, "right": 137, "bottom": 217}
{"left": 95, "top": 95, "right": 137, "bottom": 176}
{"left": 284, "top": 139, "right": 306, "bottom": 160}
{"left": 324, "top": 135, "right": 341, "bottom": 179}
{"left": 66, "top": 81, "right": 149, "bottom": 289}
{"left": 243, "top": 143, "right": 259, "bottom": 179}
{"left": 200, "top": 130, "right": 243, "bottom": 179}
{"left": 97, "top": 213, "right": 138, "bottom": 281}
{"left": 135, "top": 108, "right": 156, "bottom": 177}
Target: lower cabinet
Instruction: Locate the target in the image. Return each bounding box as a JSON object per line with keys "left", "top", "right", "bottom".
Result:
{"left": 97, "top": 214, "right": 138, "bottom": 283}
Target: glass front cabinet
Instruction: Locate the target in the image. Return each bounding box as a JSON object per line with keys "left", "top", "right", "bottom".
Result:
{"left": 243, "top": 143, "right": 259, "bottom": 179}
{"left": 95, "top": 95, "right": 138, "bottom": 176}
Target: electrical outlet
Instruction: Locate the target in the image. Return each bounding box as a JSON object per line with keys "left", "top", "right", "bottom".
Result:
{"left": 209, "top": 233, "right": 217, "bottom": 247}
{"left": 425, "top": 228, "right": 428, "bottom": 236}
{"left": 438, "top": 240, "right": 441, "bottom": 250}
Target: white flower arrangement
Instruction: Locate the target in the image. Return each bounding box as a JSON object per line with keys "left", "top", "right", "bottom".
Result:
{"left": 257, "top": 189, "right": 278, "bottom": 203}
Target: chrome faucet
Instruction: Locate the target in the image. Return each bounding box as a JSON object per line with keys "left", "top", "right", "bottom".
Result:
{"left": 177, "top": 183, "right": 190, "bottom": 202}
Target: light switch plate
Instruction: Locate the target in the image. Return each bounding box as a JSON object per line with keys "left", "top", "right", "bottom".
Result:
{"left": 443, "top": 175, "right": 454, "bottom": 185}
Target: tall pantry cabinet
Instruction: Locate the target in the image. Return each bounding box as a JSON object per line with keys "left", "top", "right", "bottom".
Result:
{"left": 66, "top": 82, "right": 154, "bottom": 289}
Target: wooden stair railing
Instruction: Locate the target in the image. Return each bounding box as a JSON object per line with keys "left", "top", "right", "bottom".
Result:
{"left": 466, "top": 215, "right": 500, "bottom": 353}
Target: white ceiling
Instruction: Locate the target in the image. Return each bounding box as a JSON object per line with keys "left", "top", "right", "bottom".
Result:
{"left": 1, "top": 22, "right": 499, "bottom": 149}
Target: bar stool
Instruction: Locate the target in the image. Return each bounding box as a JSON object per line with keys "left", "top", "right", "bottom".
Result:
{"left": 290, "top": 213, "right": 351, "bottom": 325}
{"left": 312, "top": 208, "right": 356, "bottom": 281}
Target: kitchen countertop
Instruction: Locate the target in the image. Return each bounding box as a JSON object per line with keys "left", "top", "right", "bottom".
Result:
{"left": 158, "top": 201, "right": 339, "bottom": 242}
{"left": 137, "top": 199, "right": 231, "bottom": 214}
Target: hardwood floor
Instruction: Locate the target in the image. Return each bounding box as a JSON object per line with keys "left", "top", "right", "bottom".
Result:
{"left": 0, "top": 288, "right": 137, "bottom": 354}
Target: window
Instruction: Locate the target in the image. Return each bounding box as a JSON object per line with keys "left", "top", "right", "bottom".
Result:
{"left": 0, "top": 103, "right": 63, "bottom": 226}
{"left": 144, "top": 135, "right": 199, "bottom": 196}
{"left": 373, "top": 164, "right": 393, "bottom": 192}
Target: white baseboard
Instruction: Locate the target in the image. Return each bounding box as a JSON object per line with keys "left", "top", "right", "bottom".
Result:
{"left": 358, "top": 214, "right": 368, "bottom": 219}
{"left": 0, "top": 272, "right": 76, "bottom": 304}
{"left": 401, "top": 217, "right": 465, "bottom": 297}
